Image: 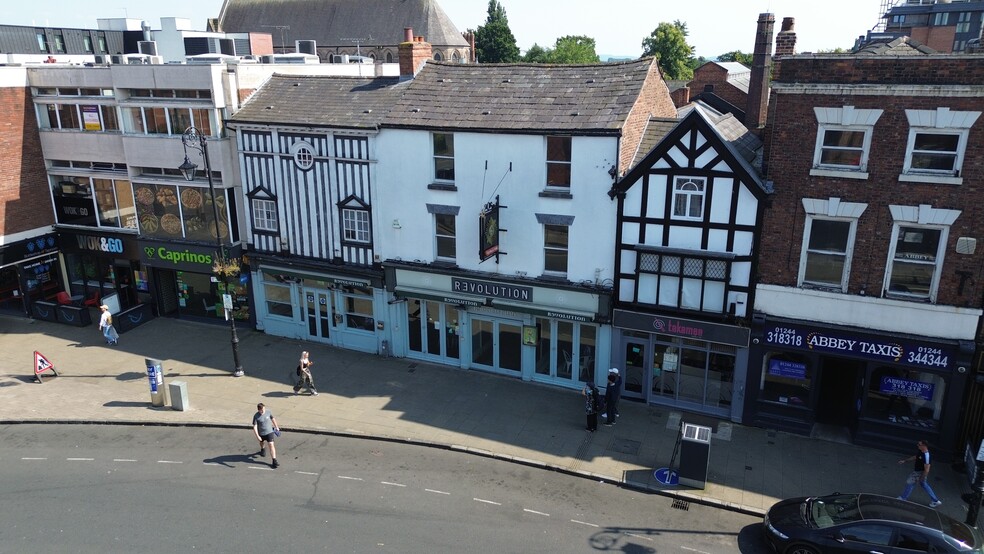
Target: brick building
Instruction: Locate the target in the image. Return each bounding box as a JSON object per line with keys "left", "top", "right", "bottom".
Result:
{"left": 748, "top": 45, "right": 984, "bottom": 458}
{"left": 0, "top": 67, "right": 60, "bottom": 316}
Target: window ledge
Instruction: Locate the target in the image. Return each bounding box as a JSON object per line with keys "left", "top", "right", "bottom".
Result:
{"left": 799, "top": 283, "right": 847, "bottom": 294}
{"left": 898, "top": 173, "right": 963, "bottom": 186}
{"left": 538, "top": 190, "right": 573, "bottom": 199}
{"left": 427, "top": 182, "right": 457, "bottom": 191}
{"left": 809, "top": 168, "right": 869, "bottom": 180}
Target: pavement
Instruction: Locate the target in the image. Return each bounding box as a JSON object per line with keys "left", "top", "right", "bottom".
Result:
{"left": 0, "top": 312, "right": 975, "bottom": 520}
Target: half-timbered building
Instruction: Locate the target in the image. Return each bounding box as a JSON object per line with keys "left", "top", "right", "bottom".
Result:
{"left": 227, "top": 74, "right": 406, "bottom": 352}
{"left": 609, "top": 103, "right": 769, "bottom": 422}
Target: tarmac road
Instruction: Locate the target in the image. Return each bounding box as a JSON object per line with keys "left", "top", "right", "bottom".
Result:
{"left": 0, "top": 424, "right": 766, "bottom": 554}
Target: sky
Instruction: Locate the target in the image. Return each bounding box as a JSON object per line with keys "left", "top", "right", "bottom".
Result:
{"left": 7, "top": 0, "right": 886, "bottom": 59}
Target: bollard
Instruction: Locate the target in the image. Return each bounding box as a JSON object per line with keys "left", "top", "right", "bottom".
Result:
{"left": 145, "top": 358, "right": 165, "bottom": 407}
{"left": 169, "top": 380, "right": 189, "bottom": 411}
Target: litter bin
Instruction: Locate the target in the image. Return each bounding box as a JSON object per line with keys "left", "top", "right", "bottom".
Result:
{"left": 678, "top": 422, "right": 712, "bottom": 489}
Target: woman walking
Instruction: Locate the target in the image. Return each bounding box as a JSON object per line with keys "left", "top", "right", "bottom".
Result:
{"left": 98, "top": 305, "right": 118, "bottom": 346}
{"left": 293, "top": 350, "right": 318, "bottom": 396}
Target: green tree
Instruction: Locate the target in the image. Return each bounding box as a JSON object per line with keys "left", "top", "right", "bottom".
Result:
{"left": 523, "top": 43, "right": 551, "bottom": 63}
{"left": 641, "top": 20, "right": 696, "bottom": 80}
{"left": 474, "top": 0, "right": 520, "bottom": 63}
{"left": 549, "top": 35, "right": 600, "bottom": 64}
{"left": 717, "top": 50, "right": 753, "bottom": 66}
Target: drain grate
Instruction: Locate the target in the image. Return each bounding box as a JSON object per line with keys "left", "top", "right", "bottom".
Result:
{"left": 671, "top": 499, "right": 690, "bottom": 511}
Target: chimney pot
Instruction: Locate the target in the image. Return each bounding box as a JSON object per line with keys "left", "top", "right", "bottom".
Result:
{"left": 404, "top": 27, "right": 413, "bottom": 43}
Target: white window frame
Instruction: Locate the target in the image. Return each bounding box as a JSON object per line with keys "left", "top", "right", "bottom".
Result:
{"left": 545, "top": 135, "right": 572, "bottom": 189}
{"left": 292, "top": 142, "right": 315, "bottom": 171}
{"left": 433, "top": 132, "right": 454, "bottom": 182}
{"left": 799, "top": 217, "right": 857, "bottom": 291}
{"left": 811, "top": 106, "right": 883, "bottom": 178}
{"left": 543, "top": 224, "right": 569, "bottom": 276}
{"left": 799, "top": 197, "right": 867, "bottom": 292}
{"left": 882, "top": 204, "right": 960, "bottom": 303}
{"left": 671, "top": 176, "right": 706, "bottom": 221}
{"left": 251, "top": 198, "right": 278, "bottom": 232}
{"left": 435, "top": 213, "right": 456, "bottom": 262}
{"left": 901, "top": 108, "right": 980, "bottom": 184}
{"left": 342, "top": 208, "right": 370, "bottom": 244}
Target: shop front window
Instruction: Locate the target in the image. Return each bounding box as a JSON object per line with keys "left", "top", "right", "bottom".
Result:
{"left": 761, "top": 352, "right": 813, "bottom": 407}
{"left": 535, "top": 317, "right": 596, "bottom": 382}
{"left": 535, "top": 317, "right": 552, "bottom": 375}
{"left": 578, "top": 325, "right": 596, "bottom": 383}
{"left": 134, "top": 183, "right": 228, "bottom": 241}
{"left": 340, "top": 284, "right": 374, "bottom": 331}
{"left": 864, "top": 366, "right": 945, "bottom": 431}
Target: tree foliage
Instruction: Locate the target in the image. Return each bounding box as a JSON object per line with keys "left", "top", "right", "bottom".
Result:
{"left": 474, "top": 0, "right": 520, "bottom": 63}
{"left": 717, "top": 50, "right": 753, "bottom": 66}
{"left": 641, "top": 20, "right": 696, "bottom": 80}
{"left": 524, "top": 35, "right": 600, "bottom": 64}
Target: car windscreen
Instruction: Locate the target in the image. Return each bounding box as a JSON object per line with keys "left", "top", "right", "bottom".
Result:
{"left": 809, "top": 494, "right": 862, "bottom": 528}
{"left": 858, "top": 494, "right": 941, "bottom": 530}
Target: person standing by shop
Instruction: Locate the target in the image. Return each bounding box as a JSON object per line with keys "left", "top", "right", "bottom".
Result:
{"left": 252, "top": 403, "right": 280, "bottom": 469}
{"left": 98, "top": 305, "right": 118, "bottom": 345}
{"left": 897, "top": 440, "right": 942, "bottom": 508}
{"left": 293, "top": 350, "right": 318, "bottom": 396}
{"left": 582, "top": 381, "right": 600, "bottom": 432}
{"left": 603, "top": 373, "right": 618, "bottom": 426}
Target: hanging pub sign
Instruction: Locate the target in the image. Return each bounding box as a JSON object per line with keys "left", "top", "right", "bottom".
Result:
{"left": 479, "top": 199, "right": 500, "bottom": 262}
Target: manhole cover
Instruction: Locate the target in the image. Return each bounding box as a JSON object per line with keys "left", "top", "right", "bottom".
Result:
{"left": 608, "top": 439, "right": 641, "bottom": 455}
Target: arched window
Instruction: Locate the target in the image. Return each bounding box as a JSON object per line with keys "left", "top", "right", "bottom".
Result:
{"left": 433, "top": 51, "right": 443, "bottom": 61}
{"left": 385, "top": 52, "right": 393, "bottom": 63}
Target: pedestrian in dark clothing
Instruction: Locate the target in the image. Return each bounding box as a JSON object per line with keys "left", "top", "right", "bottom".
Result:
{"left": 603, "top": 373, "right": 618, "bottom": 426}
{"left": 608, "top": 367, "right": 622, "bottom": 418}
{"left": 898, "top": 439, "right": 942, "bottom": 507}
{"left": 583, "top": 381, "right": 600, "bottom": 432}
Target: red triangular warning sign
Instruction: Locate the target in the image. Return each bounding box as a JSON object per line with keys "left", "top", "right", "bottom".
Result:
{"left": 35, "top": 351, "right": 54, "bottom": 375}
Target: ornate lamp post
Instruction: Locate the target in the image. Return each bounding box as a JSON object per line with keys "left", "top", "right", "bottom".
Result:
{"left": 179, "top": 126, "right": 245, "bottom": 377}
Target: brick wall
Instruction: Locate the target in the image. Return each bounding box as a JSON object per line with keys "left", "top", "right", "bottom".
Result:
{"left": 0, "top": 86, "right": 53, "bottom": 235}
{"left": 688, "top": 64, "right": 748, "bottom": 111}
{"left": 759, "top": 87, "right": 984, "bottom": 308}
{"left": 775, "top": 55, "right": 984, "bottom": 85}
{"left": 619, "top": 60, "right": 679, "bottom": 176}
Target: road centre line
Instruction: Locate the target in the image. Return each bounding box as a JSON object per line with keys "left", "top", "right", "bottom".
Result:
{"left": 114, "top": 459, "right": 137, "bottom": 462}
{"left": 571, "top": 520, "right": 599, "bottom": 527}
{"left": 473, "top": 498, "right": 501, "bottom": 506}
{"left": 337, "top": 475, "right": 363, "bottom": 481}
{"left": 21, "top": 457, "right": 47, "bottom": 460}
{"left": 248, "top": 466, "right": 273, "bottom": 471}
{"left": 523, "top": 508, "right": 550, "bottom": 516}
{"left": 381, "top": 481, "right": 406, "bottom": 487}
{"left": 425, "top": 489, "right": 450, "bottom": 495}
{"left": 157, "top": 460, "right": 182, "bottom": 464}
{"left": 679, "top": 546, "right": 710, "bottom": 553}
{"left": 66, "top": 458, "right": 94, "bottom": 461}
{"left": 295, "top": 471, "right": 319, "bottom": 476}
{"left": 626, "top": 532, "right": 654, "bottom": 542}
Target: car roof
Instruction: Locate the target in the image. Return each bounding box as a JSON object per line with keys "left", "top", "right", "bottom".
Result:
{"left": 857, "top": 493, "right": 942, "bottom": 531}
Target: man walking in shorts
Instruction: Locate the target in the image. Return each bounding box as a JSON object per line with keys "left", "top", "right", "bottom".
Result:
{"left": 252, "top": 403, "right": 281, "bottom": 469}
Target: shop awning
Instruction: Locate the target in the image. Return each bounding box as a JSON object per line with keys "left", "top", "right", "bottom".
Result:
{"left": 490, "top": 299, "right": 597, "bottom": 323}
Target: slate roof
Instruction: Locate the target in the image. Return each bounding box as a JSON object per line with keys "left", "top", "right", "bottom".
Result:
{"left": 716, "top": 61, "right": 751, "bottom": 92}
{"left": 217, "top": 0, "right": 468, "bottom": 48}
{"left": 383, "top": 58, "right": 662, "bottom": 134}
{"left": 628, "top": 101, "right": 762, "bottom": 172}
{"left": 228, "top": 74, "right": 407, "bottom": 129}
{"left": 854, "top": 36, "right": 936, "bottom": 55}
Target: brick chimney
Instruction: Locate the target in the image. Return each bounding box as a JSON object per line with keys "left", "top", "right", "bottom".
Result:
{"left": 775, "top": 17, "right": 797, "bottom": 57}
{"left": 399, "top": 28, "right": 432, "bottom": 79}
{"left": 745, "top": 13, "right": 774, "bottom": 131}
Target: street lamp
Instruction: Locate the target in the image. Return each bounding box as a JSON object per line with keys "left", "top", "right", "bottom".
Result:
{"left": 179, "top": 126, "right": 245, "bottom": 377}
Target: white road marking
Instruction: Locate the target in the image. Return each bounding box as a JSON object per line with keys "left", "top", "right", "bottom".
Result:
{"left": 425, "top": 489, "right": 450, "bottom": 495}
{"left": 680, "top": 547, "right": 709, "bottom": 553}
{"left": 571, "top": 520, "right": 598, "bottom": 527}
{"left": 248, "top": 466, "right": 273, "bottom": 471}
{"left": 66, "top": 458, "right": 94, "bottom": 461}
{"left": 381, "top": 481, "right": 406, "bottom": 487}
{"left": 203, "top": 462, "right": 223, "bottom": 467}
{"left": 113, "top": 459, "right": 137, "bottom": 462}
{"left": 21, "top": 457, "right": 47, "bottom": 461}
{"left": 295, "top": 471, "right": 319, "bottom": 476}
{"left": 626, "top": 532, "right": 653, "bottom": 542}
{"left": 337, "top": 475, "right": 363, "bottom": 481}
{"left": 157, "top": 460, "right": 182, "bottom": 464}
{"left": 473, "top": 498, "right": 501, "bottom": 506}
{"left": 523, "top": 509, "right": 550, "bottom": 517}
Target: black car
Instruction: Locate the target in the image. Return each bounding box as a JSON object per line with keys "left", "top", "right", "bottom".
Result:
{"left": 763, "top": 493, "right": 984, "bottom": 554}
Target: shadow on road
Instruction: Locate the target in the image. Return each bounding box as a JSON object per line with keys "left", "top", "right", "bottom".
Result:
{"left": 203, "top": 452, "right": 265, "bottom": 468}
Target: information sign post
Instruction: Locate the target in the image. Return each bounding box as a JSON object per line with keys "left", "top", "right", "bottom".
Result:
{"left": 145, "top": 358, "right": 165, "bottom": 407}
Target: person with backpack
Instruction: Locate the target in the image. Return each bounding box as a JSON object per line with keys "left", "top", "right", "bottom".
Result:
{"left": 293, "top": 350, "right": 318, "bottom": 396}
